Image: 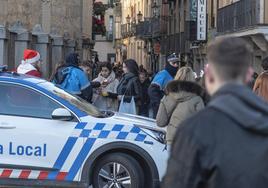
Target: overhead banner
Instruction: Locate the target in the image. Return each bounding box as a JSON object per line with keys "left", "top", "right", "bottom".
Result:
{"left": 197, "top": 0, "right": 207, "bottom": 41}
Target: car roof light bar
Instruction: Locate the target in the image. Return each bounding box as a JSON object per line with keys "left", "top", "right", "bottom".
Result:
{"left": 0, "top": 65, "right": 8, "bottom": 72}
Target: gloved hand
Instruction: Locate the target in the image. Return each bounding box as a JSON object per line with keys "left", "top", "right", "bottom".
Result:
{"left": 90, "top": 81, "right": 101, "bottom": 88}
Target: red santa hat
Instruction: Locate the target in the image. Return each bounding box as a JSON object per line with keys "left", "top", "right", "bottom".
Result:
{"left": 22, "top": 49, "right": 41, "bottom": 64}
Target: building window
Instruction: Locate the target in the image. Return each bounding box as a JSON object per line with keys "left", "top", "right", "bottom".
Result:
{"left": 107, "top": 15, "right": 114, "bottom": 41}
{"left": 109, "top": 16, "right": 113, "bottom": 32}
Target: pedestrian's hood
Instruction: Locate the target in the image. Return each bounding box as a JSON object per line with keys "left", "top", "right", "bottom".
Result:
{"left": 113, "top": 112, "right": 165, "bottom": 133}
{"left": 209, "top": 83, "right": 268, "bottom": 134}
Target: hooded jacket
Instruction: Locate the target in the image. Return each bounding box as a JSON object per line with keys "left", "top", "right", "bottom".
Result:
{"left": 156, "top": 81, "right": 205, "bottom": 144}
{"left": 162, "top": 83, "right": 268, "bottom": 188}
{"left": 53, "top": 53, "right": 92, "bottom": 102}
{"left": 53, "top": 53, "right": 81, "bottom": 85}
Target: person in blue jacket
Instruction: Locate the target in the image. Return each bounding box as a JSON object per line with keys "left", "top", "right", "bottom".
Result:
{"left": 52, "top": 53, "right": 93, "bottom": 102}
{"left": 148, "top": 53, "right": 180, "bottom": 118}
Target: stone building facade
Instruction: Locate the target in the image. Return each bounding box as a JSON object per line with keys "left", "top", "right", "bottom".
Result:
{"left": 0, "top": 0, "right": 93, "bottom": 79}
{"left": 117, "top": 0, "right": 154, "bottom": 71}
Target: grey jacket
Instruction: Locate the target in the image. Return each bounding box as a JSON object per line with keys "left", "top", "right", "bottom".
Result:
{"left": 156, "top": 81, "right": 205, "bottom": 144}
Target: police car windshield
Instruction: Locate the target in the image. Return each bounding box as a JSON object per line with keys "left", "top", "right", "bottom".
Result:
{"left": 38, "top": 82, "right": 104, "bottom": 118}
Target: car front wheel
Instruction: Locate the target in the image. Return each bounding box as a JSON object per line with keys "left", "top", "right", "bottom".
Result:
{"left": 92, "top": 152, "right": 144, "bottom": 188}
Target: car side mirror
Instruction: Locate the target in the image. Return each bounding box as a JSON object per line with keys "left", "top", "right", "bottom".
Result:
{"left": 52, "top": 108, "right": 73, "bottom": 121}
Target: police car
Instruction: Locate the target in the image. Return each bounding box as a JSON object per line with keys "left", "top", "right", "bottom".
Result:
{"left": 0, "top": 67, "right": 168, "bottom": 188}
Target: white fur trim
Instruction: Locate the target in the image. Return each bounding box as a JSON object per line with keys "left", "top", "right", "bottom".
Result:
{"left": 17, "top": 63, "right": 37, "bottom": 74}
{"left": 25, "top": 52, "right": 40, "bottom": 64}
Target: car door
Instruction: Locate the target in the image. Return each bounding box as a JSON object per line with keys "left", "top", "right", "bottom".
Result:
{"left": 0, "top": 82, "right": 83, "bottom": 181}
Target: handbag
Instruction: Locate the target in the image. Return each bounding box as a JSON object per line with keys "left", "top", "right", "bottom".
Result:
{"left": 118, "top": 76, "right": 137, "bottom": 115}
{"left": 119, "top": 96, "right": 137, "bottom": 115}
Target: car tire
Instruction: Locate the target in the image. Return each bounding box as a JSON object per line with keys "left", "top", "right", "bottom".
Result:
{"left": 92, "top": 152, "right": 144, "bottom": 188}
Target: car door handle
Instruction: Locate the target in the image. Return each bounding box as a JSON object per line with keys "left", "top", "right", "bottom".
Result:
{"left": 0, "top": 126, "right": 16, "bottom": 129}
{"left": 0, "top": 123, "right": 16, "bottom": 129}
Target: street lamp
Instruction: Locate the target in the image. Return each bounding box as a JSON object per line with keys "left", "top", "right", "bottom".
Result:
{"left": 137, "top": 11, "right": 143, "bottom": 22}
{"left": 152, "top": 1, "right": 159, "bottom": 18}
{"left": 126, "top": 14, "right": 131, "bottom": 24}
{"left": 126, "top": 14, "right": 131, "bottom": 36}
{"left": 132, "top": 17, "right": 136, "bottom": 24}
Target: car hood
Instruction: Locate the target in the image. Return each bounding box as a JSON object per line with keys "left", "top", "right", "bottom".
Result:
{"left": 113, "top": 112, "right": 166, "bottom": 133}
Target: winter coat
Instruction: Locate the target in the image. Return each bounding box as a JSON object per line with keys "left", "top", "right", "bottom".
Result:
{"left": 151, "top": 69, "right": 174, "bottom": 91}
{"left": 53, "top": 66, "right": 90, "bottom": 95}
{"left": 117, "top": 73, "right": 143, "bottom": 104}
{"left": 17, "top": 63, "right": 42, "bottom": 78}
{"left": 149, "top": 69, "right": 174, "bottom": 118}
{"left": 162, "top": 83, "right": 268, "bottom": 188}
{"left": 52, "top": 53, "right": 92, "bottom": 102}
{"left": 148, "top": 84, "right": 164, "bottom": 118}
{"left": 156, "top": 81, "right": 205, "bottom": 144}
{"left": 141, "top": 79, "right": 151, "bottom": 106}
{"left": 139, "top": 79, "right": 151, "bottom": 117}
{"left": 92, "top": 71, "right": 119, "bottom": 111}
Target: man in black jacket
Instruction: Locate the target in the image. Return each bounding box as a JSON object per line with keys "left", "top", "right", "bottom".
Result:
{"left": 162, "top": 37, "right": 268, "bottom": 188}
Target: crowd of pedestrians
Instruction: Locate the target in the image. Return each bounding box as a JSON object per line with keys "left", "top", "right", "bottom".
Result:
{"left": 162, "top": 37, "right": 268, "bottom": 188}
{"left": 14, "top": 36, "right": 268, "bottom": 188}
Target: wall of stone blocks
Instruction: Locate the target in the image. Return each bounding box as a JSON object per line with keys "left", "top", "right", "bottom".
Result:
{"left": 0, "top": 0, "right": 93, "bottom": 79}
{"left": 0, "top": 0, "right": 91, "bottom": 39}
{"left": 0, "top": 24, "right": 76, "bottom": 79}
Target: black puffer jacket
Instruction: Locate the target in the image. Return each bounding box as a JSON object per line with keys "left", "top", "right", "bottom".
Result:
{"left": 162, "top": 83, "right": 268, "bottom": 188}
{"left": 141, "top": 78, "right": 151, "bottom": 106}
{"left": 117, "top": 73, "right": 143, "bottom": 103}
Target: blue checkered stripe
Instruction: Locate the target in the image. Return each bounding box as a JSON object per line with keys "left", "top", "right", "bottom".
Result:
{"left": 71, "top": 122, "right": 147, "bottom": 142}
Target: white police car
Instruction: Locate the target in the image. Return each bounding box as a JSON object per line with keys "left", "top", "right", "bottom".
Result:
{"left": 0, "top": 68, "right": 168, "bottom": 188}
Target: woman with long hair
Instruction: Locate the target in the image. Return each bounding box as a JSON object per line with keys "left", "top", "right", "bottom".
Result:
{"left": 253, "top": 72, "right": 268, "bottom": 103}
{"left": 116, "top": 59, "right": 143, "bottom": 114}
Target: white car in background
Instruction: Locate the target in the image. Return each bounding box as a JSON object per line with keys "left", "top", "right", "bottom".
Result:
{"left": 0, "top": 69, "right": 168, "bottom": 188}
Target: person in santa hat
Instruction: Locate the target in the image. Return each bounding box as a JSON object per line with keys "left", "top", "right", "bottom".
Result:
{"left": 17, "top": 49, "right": 42, "bottom": 77}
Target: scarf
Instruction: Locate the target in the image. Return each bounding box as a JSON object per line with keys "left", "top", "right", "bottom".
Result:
{"left": 93, "top": 71, "right": 117, "bottom": 93}
{"left": 165, "top": 63, "right": 178, "bottom": 78}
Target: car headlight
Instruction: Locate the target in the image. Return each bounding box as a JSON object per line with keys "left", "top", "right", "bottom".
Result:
{"left": 134, "top": 124, "right": 166, "bottom": 144}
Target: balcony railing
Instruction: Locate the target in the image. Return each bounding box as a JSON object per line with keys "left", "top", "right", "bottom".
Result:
{"left": 217, "top": 0, "right": 262, "bottom": 33}
{"left": 136, "top": 18, "right": 152, "bottom": 39}
{"left": 160, "top": 33, "right": 183, "bottom": 55}
{"left": 121, "top": 23, "right": 136, "bottom": 38}
{"left": 135, "top": 17, "right": 168, "bottom": 39}
{"left": 130, "top": 23, "right": 136, "bottom": 35}
{"left": 152, "top": 18, "right": 160, "bottom": 37}
{"left": 121, "top": 24, "right": 128, "bottom": 38}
